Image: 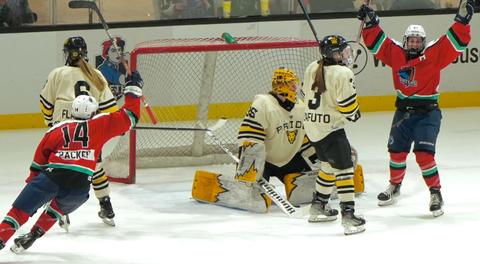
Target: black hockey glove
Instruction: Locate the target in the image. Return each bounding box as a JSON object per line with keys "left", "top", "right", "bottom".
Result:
{"left": 455, "top": 0, "right": 474, "bottom": 25}
{"left": 125, "top": 71, "right": 144, "bottom": 88}
{"left": 346, "top": 111, "right": 361, "bottom": 122}
{"left": 357, "top": 4, "right": 379, "bottom": 28}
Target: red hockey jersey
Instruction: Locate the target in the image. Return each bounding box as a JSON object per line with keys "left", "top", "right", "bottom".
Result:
{"left": 362, "top": 22, "right": 470, "bottom": 106}
{"left": 29, "top": 95, "right": 140, "bottom": 179}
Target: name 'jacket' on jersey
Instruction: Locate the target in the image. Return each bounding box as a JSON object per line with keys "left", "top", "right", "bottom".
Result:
{"left": 39, "top": 66, "right": 119, "bottom": 126}
{"left": 302, "top": 62, "right": 360, "bottom": 142}
{"left": 237, "top": 93, "right": 311, "bottom": 167}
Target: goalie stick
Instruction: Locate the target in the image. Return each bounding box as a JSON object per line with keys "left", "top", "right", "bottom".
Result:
{"left": 68, "top": 0, "right": 158, "bottom": 124}
{"left": 198, "top": 122, "right": 304, "bottom": 218}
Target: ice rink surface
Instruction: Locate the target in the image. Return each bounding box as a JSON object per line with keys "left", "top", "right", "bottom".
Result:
{"left": 0, "top": 108, "right": 479, "bottom": 264}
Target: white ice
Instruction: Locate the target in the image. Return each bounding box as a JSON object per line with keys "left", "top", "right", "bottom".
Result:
{"left": 0, "top": 108, "right": 479, "bottom": 264}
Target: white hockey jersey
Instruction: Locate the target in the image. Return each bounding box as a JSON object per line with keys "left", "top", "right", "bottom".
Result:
{"left": 301, "top": 61, "right": 360, "bottom": 142}
{"left": 237, "top": 93, "right": 311, "bottom": 167}
{"left": 40, "top": 66, "right": 118, "bottom": 126}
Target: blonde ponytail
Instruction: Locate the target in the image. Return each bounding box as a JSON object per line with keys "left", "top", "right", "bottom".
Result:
{"left": 78, "top": 58, "right": 107, "bottom": 91}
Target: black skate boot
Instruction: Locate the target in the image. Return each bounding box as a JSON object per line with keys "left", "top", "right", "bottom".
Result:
{"left": 0, "top": 239, "right": 5, "bottom": 250}
{"left": 340, "top": 203, "right": 366, "bottom": 235}
{"left": 308, "top": 193, "right": 338, "bottom": 223}
{"left": 429, "top": 188, "right": 444, "bottom": 217}
{"left": 10, "top": 226, "right": 45, "bottom": 254}
{"left": 377, "top": 183, "right": 401, "bottom": 206}
{"left": 98, "top": 196, "right": 115, "bottom": 226}
{"left": 58, "top": 214, "right": 70, "bottom": 232}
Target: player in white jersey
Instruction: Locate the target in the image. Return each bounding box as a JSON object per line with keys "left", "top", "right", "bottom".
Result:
{"left": 39, "top": 36, "right": 123, "bottom": 227}
{"left": 302, "top": 35, "right": 365, "bottom": 235}
{"left": 192, "top": 67, "right": 364, "bottom": 213}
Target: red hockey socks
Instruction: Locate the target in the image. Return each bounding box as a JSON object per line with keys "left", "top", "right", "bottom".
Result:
{"left": 33, "top": 199, "right": 65, "bottom": 233}
{"left": 389, "top": 152, "right": 408, "bottom": 185}
{"left": 0, "top": 207, "right": 29, "bottom": 244}
{"left": 415, "top": 151, "right": 441, "bottom": 189}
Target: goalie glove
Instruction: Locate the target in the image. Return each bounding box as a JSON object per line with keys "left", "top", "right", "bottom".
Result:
{"left": 235, "top": 142, "right": 266, "bottom": 183}
{"left": 455, "top": 0, "right": 474, "bottom": 25}
{"left": 357, "top": 4, "right": 379, "bottom": 28}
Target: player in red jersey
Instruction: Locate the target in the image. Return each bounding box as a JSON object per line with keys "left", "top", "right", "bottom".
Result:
{"left": 0, "top": 74, "right": 142, "bottom": 253}
{"left": 357, "top": 0, "right": 474, "bottom": 216}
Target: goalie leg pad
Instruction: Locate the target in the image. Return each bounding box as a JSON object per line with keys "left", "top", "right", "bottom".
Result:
{"left": 235, "top": 142, "right": 266, "bottom": 183}
{"left": 192, "top": 170, "right": 271, "bottom": 213}
{"left": 353, "top": 164, "right": 365, "bottom": 193}
{"left": 284, "top": 171, "right": 316, "bottom": 206}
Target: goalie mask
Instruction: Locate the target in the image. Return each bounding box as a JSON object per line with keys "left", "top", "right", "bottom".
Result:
{"left": 64, "top": 36, "right": 88, "bottom": 66}
{"left": 320, "top": 35, "right": 353, "bottom": 66}
{"left": 271, "top": 67, "right": 299, "bottom": 104}
{"left": 403, "top": 25, "right": 426, "bottom": 59}
{"left": 72, "top": 95, "right": 98, "bottom": 120}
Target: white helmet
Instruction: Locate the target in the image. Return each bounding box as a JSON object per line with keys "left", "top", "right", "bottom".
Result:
{"left": 403, "top": 24, "right": 426, "bottom": 58}
{"left": 72, "top": 95, "right": 99, "bottom": 120}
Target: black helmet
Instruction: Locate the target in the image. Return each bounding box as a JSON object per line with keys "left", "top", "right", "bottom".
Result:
{"left": 320, "top": 35, "right": 352, "bottom": 66}
{"left": 63, "top": 36, "right": 88, "bottom": 66}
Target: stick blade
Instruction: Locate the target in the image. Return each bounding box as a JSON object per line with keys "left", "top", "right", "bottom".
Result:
{"left": 68, "top": 0, "right": 96, "bottom": 9}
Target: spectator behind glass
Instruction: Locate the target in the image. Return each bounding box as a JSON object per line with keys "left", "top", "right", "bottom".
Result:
{"left": 389, "top": 0, "right": 438, "bottom": 10}
{"left": 270, "top": 0, "right": 290, "bottom": 15}
{"left": 4, "top": 0, "right": 37, "bottom": 26}
{"left": 183, "top": 0, "right": 214, "bottom": 18}
{"left": 310, "top": 0, "right": 355, "bottom": 13}
{"left": 0, "top": 0, "right": 13, "bottom": 27}
{"left": 232, "top": 0, "right": 260, "bottom": 17}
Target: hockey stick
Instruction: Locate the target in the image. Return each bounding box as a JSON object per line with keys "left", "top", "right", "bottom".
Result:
{"left": 295, "top": 0, "right": 321, "bottom": 45}
{"left": 68, "top": 0, "right": 158, "bottom": 124}
{"left": 135, "top": 118, "right": 227, "bottom": 132}
{"left": 199, "top": 123, "right": 304, "bottom": 218}
{"left": 355, "top": 0, "right": 372, "bottom": 45}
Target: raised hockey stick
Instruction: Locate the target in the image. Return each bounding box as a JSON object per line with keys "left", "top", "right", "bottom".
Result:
{"left": 355, "top": 0, "right": 371, "bottom": 44}
{"left": 199, "top": 123, "right": 304, "bottom": 218}
{"left": 296, "top": 0, "right": 321, "bottom": 45}
{"left": 68, "top": 0, "right": 158, "bottom": 124}
{"left": 135, "top": 118, "right": 227, "bottom": 132}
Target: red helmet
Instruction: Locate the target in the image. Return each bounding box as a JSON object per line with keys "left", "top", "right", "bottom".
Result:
{"left": 101, "top": 37, "right": 125, "bottom": 58}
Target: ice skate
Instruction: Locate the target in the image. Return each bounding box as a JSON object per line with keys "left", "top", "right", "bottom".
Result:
{"left": 58, "top": 214, "right": 70, "bottom": 232}
{"left": 429, "top": 188, "right": 444, "bottom": 217}
{"left": 341, "top": 205, "right": 365, "bottom": 235}
{"left": 308, "top": 194, "right": 338, "bottom": 223}
{"left": 98, "top": 196, "right": 115, "bottom": 226}
{"left": 0, "top": 239, "right": 5, "bottom": 250}
{"left": 10, "top": 227, "right": 45, "bottom": 254}
{"left": 377, "top": 183, "right": 401, "bottom": 206}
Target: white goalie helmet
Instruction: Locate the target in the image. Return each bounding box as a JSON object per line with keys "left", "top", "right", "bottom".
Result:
{"left": 72, "top": 95, "right": 99, "bottom": 120}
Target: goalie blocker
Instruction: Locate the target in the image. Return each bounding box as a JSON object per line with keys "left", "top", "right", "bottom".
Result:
{"left": 191, "top": 164, "right": 364, "bottom": 213}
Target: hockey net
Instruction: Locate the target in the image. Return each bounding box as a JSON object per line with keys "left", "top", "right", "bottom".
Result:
{"left": 103, "top": 36, "right": 319, "bottom": 183}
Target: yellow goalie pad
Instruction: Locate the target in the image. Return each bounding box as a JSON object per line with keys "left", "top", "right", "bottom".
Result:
{"left": 192, "top": 170, "right": 271, "bottom": 213}
{"left": 353, "top": 164, "right": 365, "bottom": 193}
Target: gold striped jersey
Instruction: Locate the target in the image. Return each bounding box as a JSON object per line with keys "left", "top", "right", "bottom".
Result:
{"left": 301, "top": 62, "right": 360, "bottom": 142}
{"left": 237, "top": 93, "right": 309, "bottom": 167}
{"left": 40, "top": 66, "right": 118, "bottom": 126}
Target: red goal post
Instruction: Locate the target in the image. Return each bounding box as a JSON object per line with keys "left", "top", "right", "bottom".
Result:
{"left": 103, "top": 36, "right": 319, "bottom": 184}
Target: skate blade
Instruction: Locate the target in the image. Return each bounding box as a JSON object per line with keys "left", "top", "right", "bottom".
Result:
{"left": 101, "top": 218, "right": 116, "bottom": 226}
{"left": 432, "top": 209, "right": 444, "bottom": 217}
{"left": 343, "top": 225, "right": 366, "bottom": 235}
{"left": 378, "top": 199, "right": 395, "bottom": 206}
{"left": 308, "top": 215, "right": 337, "bottom": 223}
{"left": 59, "top": 215, "right": 70, "bottom": 232}
{"left": 10, "top": 243, "right": 26, "bottom": 254}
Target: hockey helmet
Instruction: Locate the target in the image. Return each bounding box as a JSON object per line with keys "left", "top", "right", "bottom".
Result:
{"left": 72, "top": 95, "right": 98, "bottom": 120}
{"left": 403, "top": 25, "right": 426, "bottom": 59}
{"left": 320, "top": 35, "right": 353, "bottom": 66}
{"left": 271, "top": 67, "right": 299, "bottom": 104}
{"left": 63, "top": 36, "right": 88, "bottom": 66}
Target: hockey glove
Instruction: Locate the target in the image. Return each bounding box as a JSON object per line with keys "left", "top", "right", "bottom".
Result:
{"left": 455, "top": 0, "right": 474, "bottom": 25}
{"left": 125, "top": 71, "right": 144, "bottom": 88}
{"left": 346, "top": 110, "right": 361, "bottom": 122}
{"left": 357, "top": 4, "right": 379, "bottom": 28}
{"left": 124, "top": 86, "right": 143, "bottom": 98}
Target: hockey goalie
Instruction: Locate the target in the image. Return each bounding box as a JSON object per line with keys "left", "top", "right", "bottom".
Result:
{"left": 192, "top": 67, "right": 364, "bottom": 213}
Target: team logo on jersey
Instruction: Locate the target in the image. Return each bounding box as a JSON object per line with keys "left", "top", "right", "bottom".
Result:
{"left": 398, "top": 66, "right": 417, "bottom": 87}
{"left": 286, "top": 129, "right": 298, "bottom": 144}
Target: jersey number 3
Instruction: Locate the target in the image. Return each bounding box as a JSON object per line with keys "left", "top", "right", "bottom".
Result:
{"left": 62, "top": 123, "right": 90, "bottom": 148}
{"left": 308, "top": 90, "right": 322, "bottom": 110}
